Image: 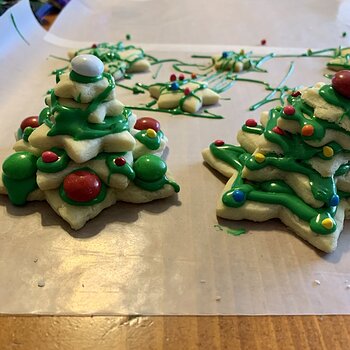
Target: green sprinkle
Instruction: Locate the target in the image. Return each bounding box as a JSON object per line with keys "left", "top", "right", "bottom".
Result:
{"left": 126, "top": 34, "right": 131, "bottom": 40}
{"left": 342, "top": 32, "right": 347, "bottom": 38}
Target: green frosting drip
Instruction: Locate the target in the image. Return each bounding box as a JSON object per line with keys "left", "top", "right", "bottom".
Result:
{"left": 2, "top": 152, "right": 38, "bottom": 205}
{"left": 105, "top": 154, "right": 135, "bottom": 184}
{"left": 319, "top": 85, "right": 350, "bottom": 119}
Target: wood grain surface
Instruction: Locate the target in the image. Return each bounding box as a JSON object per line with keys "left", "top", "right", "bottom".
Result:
{"left": 1, "top": 315, "right": 350, "bottom": 349}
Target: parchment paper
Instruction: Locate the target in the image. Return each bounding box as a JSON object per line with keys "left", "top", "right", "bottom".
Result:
{"left": 1, "top": 0, "right": 350, "bottom": 315}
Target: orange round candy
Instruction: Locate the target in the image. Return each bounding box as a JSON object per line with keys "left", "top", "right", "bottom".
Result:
{"left": 301, "top": 124, "right": 314, "bottom": 137}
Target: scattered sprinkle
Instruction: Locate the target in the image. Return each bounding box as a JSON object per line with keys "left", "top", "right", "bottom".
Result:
{"left": 313, "top": 279, "right": 321, "bottom": 286}
{"left": 33, "top": 258, "right": 38, "bottom": 263}
{"left": 200, "top": 280, "right": 206, "bottom": 284}
{"left": 342, "top": 32, "right": 347, "bottom": 38}
{"left": 261, "top": 39, "right": 267, "bottom": 46}
{"left": 37, "top": 280, "right": 45, "bottom": 288}
{"left": 215, "top": 296, "right": 221, "bottom": 301}
{"left": 126, "top": 34, "right": 131, "bottom": 40}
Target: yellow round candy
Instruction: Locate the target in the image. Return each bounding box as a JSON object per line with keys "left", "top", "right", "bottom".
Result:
{"left": 146, "top": 128, "right": 157, "bottom": 138}
{"left": 254, "top": 152, "right": 265, "bottom": 163}
{"left": 323, "top": 146, "right": 334, "bottom": 158}
{"left": 321, "top": 218, "right": 333, "bottom": 230}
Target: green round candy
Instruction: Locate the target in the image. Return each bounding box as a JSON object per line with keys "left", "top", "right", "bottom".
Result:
{"left": 2, "top": 152, "right": 37, "bottom": 180}
{"left": 133, "top": 155, "right": 167, "bottom": 182}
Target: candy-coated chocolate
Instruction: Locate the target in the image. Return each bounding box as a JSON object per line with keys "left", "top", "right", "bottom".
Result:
{"left": 331, "top": 70, "right": 350, "bottom": 98}
{"left": 42, "top": 151, "right": 59, "bottom": 163}
{"left": 301, "top": 124, "right": 314, "bottom": 136}
{"left": 63, "top": 170, "right": 102, "bottom": 202}
{"left": 134, "top": 117, "right": 161, "bottom": 132}
{"left": 254, "top": 153, "right": 265, "bottom": 163}
{"left": 245, "top": 119, "right": 257, "bottom": 127}
{"left": 283, "top": 105, "right": 295, "bottom": 115}
{"left": 146, "top": 128, "right": 157, "bottom": 138}
{"left": 71, "top": 54, "right": 104, "bottom": 77}
{"left": 214, "top": 139, "right": 225, "bottom": 146}
{"left": 170, "top": 74, "right": 177, "bottom": 82}
{"left": 114, "top": 157, "right": 126, "bottom": 166}
{"left": 20, "top": 116, "right": 39, "bottom": 131}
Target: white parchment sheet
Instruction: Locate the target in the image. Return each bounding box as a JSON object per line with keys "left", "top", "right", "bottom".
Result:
{"left": 0, "top": 0, "right": 350, "bottom": 315}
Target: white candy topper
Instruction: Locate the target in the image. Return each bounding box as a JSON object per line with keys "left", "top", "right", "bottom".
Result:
{"left": 71, "top": 54, "right": 104, "bottom": 77}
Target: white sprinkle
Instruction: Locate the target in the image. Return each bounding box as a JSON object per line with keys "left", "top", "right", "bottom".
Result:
{"left": 37, "top": 280, "right": 45, "bottom": 288}
{"left": 313, "top": 280, "right": 321, "bottom": 286}
{"left": 215, "top": 296, "right": 221, "bottom": 301}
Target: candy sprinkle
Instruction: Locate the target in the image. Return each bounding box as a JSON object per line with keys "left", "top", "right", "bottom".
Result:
{"left": 261, "top": 39, "right": 267, "bottom": 45}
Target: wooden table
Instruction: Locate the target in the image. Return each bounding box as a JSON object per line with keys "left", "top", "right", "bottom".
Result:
{"left": 1, "top": 9, "right": 349, "bottom": 350}
{"left": 1, "top": 315, "right": 350, "bottom": 349}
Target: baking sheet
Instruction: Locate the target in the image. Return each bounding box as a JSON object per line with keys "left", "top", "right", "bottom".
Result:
{"left": 1, "top": 0, "right": 350, "bottom": 315}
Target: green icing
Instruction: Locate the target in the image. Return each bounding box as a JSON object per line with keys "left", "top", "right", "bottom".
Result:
{"left": 37, "top": 148, "right": 70, "bottom": 173}
{"left": 134, "top": 130, "right": 163, "bottom": 150}
{"left": 69, "top": 70, "right": 103, "bottom": 84}
{"left": 319, "top": 85, "right": 350, "bottom": 119}
{"left": 105, "top": 154, "right": 135, "bottom": 184}
{"left": 2, "top": 152, "right": 38, "bottom": 205}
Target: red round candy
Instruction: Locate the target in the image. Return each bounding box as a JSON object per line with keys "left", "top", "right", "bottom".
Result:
{"left": 42, "top": 151, "right": 58, "bottom": 163}
{"left": 179, "top": 74, "right": 185, "bottom": 81}
{"left": 291, "top": 91, "right": 301, "bottom": 97}
{"left": 261, "top": 39, "right": 267, "bottom": 45}
{"left": 170, "top": 74, "right": 177, "bottom": 82}
{"left": 184, "top": 87, "right": 191, "bottom": 96}
{"left": 63, "top": 170, "right": 101, "bottom": 202}
{"left": 134, "top": 117, "right": 161, "bottom": 132}
{"left": 214, "top": 139, "right": 225, "bottom": 146}
{"left": 114, "top": 157, "right": 126, "bottom": 166}
{"left": 20, "top": 116, "right": 39, "bottom": 131}
{"left": 332, "top": 70, "right": 350, "bottom": 98}
{"left": 272, "top": 126, "right": 284, "bottom": 135}
{"left": 245, "top": 119, "right": 257, "bottom": 127}
{"left": 283, "top": 105, "right": 295, "bottom": 115}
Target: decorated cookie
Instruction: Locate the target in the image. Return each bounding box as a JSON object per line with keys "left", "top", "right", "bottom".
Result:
{"left": 148, "top": 74, "right": 220, "bottom": 113}
{"left": 327, "top": 48, "right": 350, "bottom": 71}
{"left": 68, "top": 42, "right": 150, "bottom": 81}
{"left": 1, "top": 55, "right": 179, "bottom": 230}
{"left": 202, "top": 71, "right": 350, "bottom": 253}
{"left": 212, "top": 50, "right": 253, "bottom": 72}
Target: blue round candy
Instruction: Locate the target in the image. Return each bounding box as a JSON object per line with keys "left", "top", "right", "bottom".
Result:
{"left": 233, "top": 189, "right": 245, "bottom": 202}
{"left": 222, "top": 51, "right": 229, "bottom": 58}
{"left": 330, "top": 194, "right": 340, "bottom": 206}
{"left": 171, "top": 82, "right": 179, "bottom": 91}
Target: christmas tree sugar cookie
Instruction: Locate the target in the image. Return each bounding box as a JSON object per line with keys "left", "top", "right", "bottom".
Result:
{"left": 212, "top": 50, "right": 253, "bottom": 72}
{"left": 1, "top": 55, "right": 179, "bottom": 230}
{"left": 203, "top": 71, "right": 350, "bottom": 253}
{"left": 68, "top": 42, "right": 150, "bottom": 80}
{"left": 148, "top": 73, "right": 220, "bottom": 113}
{"left": 327, "top": 48, "right": 350, "bottom": 71}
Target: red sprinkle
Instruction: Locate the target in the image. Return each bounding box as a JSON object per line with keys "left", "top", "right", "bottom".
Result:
{"left": 191, "top": 73, "right": 197, "bottom": 79}
{"left": 214, "top": 140, "right": 225, "bottom": 146}
{"left": 114, "top": 157, "right": 126, "bottom": 166}
{"left": 42, "top": 151, "right": 59, "bottom": 163}
{"left": 184, "top": 87, "right": 191, "bottom": 95}
{"left": 261, "top": 39, "right": 267, "bottom": 46}
{"left": 272, "top": 126, "right": 285, "bottom": 135}
{"left": 179, "top": 74, "right": 185, "bottom": 81}
{"left": 170, "top": 74, "right": 177, "bottom": 82}
{"left": 283, "top": 105, "right": 295, "bottom": 115}
{"left": 91, "top": 44, "right": 97, "bottom": 48}
{"left": 245, "top": 119, "right": 257, "bottom": 127}
{"left": 291, "top": 91, "right": 301, "bottom": 97}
